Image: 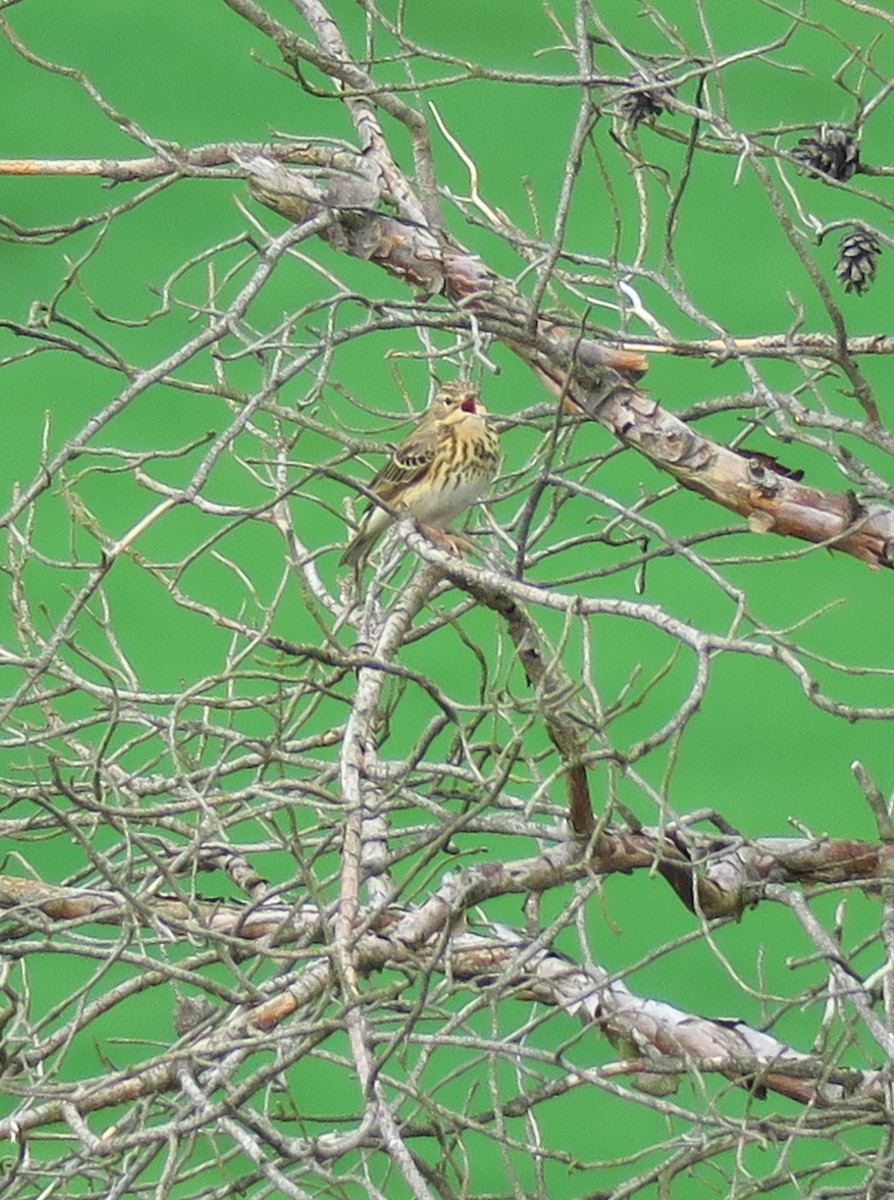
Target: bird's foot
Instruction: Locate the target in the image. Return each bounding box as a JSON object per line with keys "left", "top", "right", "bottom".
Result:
{"left": 420, "top": 525, "right": 478, "bottom": 558}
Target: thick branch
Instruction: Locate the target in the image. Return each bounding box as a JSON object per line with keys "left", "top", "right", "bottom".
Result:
{"left": 0, "top": 831, "right": 887, "bottom": 945}
{"left": 1, "top": 853, "right": 888, "bottom": 1142}
{"left": 0, "top": 143, "right": 316, "bottom": 182}
{"left": 246, "top": 156, "right": 894, "bottom": 571}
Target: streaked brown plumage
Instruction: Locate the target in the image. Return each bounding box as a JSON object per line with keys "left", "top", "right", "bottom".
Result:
{"left": 340, "top": 381, "right": 499, "bottom": 568}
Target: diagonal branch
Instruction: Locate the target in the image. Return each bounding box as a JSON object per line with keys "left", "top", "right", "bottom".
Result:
{"left": 1, "top": 847, "right": 889, "bottom": 1143}
{"left": 451, "top": 561, "right": 596, "bottom": 837}
{"left": 245, "top": 154, "right": 894, "bottom": 571}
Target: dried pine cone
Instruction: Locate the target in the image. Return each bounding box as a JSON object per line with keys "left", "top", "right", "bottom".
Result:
{"left": 792, "top": 126, "right": 860, "bottom": 181}
{"left": 836, "top": 227, "right": 882, "bottom": 295}
{"left": 619, "top": 71, "right": 673, "bottom": 128}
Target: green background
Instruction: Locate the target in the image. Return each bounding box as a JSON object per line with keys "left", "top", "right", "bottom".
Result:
{"left": 2, "top": 1, "right": 893, "bottom": 1196}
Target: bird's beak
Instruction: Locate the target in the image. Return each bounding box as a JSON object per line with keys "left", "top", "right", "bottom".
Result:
{"left": 460, "top": 394, "right": 480, "bottom": 414}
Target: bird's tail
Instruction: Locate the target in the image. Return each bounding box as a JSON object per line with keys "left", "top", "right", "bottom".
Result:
{"left": 339, "top": 530, "right": 377, "bottom": 569}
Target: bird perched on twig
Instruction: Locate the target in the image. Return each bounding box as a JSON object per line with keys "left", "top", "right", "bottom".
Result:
{"left": 340, "top": 380, "right": 500, "bottom": 568}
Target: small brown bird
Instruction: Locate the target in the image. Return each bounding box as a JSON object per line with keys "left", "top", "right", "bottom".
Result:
{"left": 340, "top": 381, "right": 500, "bottom": 568}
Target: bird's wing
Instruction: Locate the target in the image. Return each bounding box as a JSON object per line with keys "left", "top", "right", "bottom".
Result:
{"left": 371, "top": 421, "right": 442, "bottom": 502}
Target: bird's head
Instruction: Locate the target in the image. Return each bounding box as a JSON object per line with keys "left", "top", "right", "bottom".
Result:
{"left": 431, "top": 381, "right": 486, "bottom": 421}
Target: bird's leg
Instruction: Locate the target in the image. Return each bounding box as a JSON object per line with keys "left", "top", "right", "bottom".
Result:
{"left": 419, "top": 524, "right": 478, "bottom": 557}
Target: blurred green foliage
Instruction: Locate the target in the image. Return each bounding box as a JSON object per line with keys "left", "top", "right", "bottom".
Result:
{"left": 2, "top": 2, "right": 894, "bottom": 1197}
